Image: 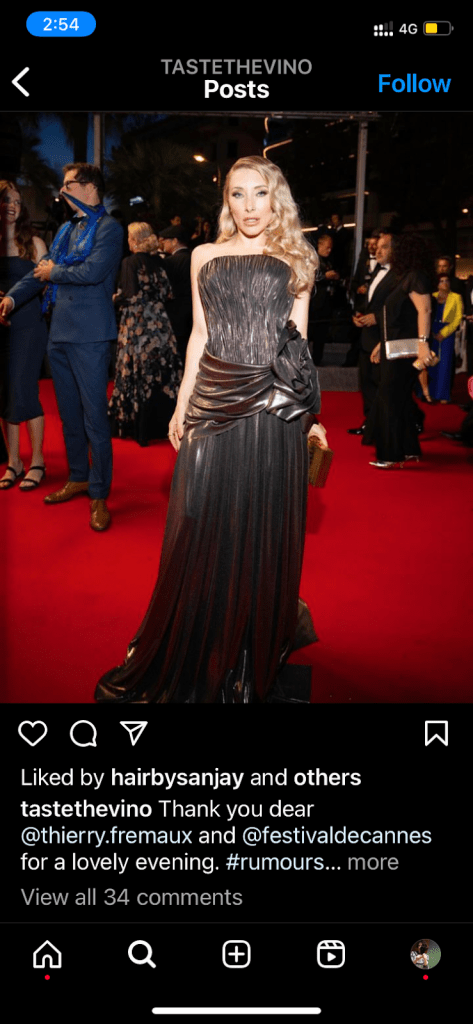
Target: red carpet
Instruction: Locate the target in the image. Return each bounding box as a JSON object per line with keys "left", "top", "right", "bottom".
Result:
{"left": 2, "top": 380, "right": 472, "bottom": 703}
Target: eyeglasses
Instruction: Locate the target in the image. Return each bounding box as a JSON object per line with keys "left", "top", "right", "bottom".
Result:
{"left": 63, "top": 179, "right": 86, "bottom": 190}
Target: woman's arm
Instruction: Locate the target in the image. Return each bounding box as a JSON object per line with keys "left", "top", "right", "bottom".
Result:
{"left": 119, "top": 255, "right": 139, "bottom": 300}
{"left": 370, "top": 342, "right": 381, "bottom": 363}
{"left": 168, "top": 245, "right": 211, "bottom": 451}
{"left": 290, "top": 275, "right": 328, "bottom": 445}
{"left": 409, "top": 291, "right": 431, "bottom": 364}
{"left": 289, "top": 281, "right": 312, "bottom": 339}
{"left": 33, "top": 236, "right": 47, "bottom": 263}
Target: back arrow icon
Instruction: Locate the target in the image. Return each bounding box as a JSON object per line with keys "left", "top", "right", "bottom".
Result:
{"left": 12, "top": 68, "right": 30, "bottom": 97}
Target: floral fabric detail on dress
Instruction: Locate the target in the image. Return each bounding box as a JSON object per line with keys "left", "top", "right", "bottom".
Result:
{"left": 108, "top": 263, "right": 182, "bottom": 442}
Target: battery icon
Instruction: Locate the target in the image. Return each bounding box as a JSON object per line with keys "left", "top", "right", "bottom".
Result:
{"left": 424, "top": 21, "right": 453, "bottom": 35}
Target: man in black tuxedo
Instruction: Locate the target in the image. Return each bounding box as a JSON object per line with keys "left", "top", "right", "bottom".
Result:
{"left": 159, "top": 225, "right": 192, "bottom": 360}
{"left": 327, "top": 213, "right": 350, "bottom": 278}
{"left": 351, "top": 231, "right": 382, "bottom": 312}
{"left": 347, "top": 233, "right": 396, "bottom": 434}
{"left": 342, "top": 231, "right": 382, "bottom": 367}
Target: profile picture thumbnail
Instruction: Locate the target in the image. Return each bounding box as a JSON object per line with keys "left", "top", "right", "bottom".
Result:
{"left": 410, "top": 938, "right": 441, "bottom": 969}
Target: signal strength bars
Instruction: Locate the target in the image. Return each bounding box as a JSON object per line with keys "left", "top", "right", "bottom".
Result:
{"left": 374, "top": 22, "right": 393, "bottom": 36}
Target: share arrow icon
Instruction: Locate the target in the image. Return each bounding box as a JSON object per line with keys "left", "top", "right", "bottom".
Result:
{"left": 120, "top": 721, "right": 148, "bottom": 746}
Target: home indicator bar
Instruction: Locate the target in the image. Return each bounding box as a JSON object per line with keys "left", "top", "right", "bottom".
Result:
{"left": 151, "top": 1011, "right": 322, "bottom": 1017}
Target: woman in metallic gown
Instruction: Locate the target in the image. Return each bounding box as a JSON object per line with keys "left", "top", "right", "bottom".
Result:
{"left": 95, "top": 156, "right": 326, "bottom": 703}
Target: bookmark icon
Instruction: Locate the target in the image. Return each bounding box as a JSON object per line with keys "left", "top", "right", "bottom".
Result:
{"left": 425, "top": 721, "right": 448, "bottom": 746}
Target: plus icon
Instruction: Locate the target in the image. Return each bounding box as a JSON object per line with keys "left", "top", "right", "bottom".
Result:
{"left": 222, "top": 940, "right": 251, "bottom": 969}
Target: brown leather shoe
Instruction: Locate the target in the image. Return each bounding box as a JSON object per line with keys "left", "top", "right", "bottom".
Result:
{"left": 44, "top": 480, "right": 89, "bottom": 504}
{"left": 90, "top": 499, "right": 111, "bottom": 532}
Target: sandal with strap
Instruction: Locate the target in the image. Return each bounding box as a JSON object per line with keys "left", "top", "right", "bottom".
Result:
{"left": 0, "top": 463, "right": 25, "bottom": 490}
{"left": 19, "top": 465, "right": 47, "bottom": 492}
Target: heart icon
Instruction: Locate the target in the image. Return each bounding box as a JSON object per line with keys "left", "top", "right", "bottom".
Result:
{"left": 18, "top": 721, "right": 48, "bottom": 747}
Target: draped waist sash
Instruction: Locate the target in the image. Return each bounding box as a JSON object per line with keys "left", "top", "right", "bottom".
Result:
{"left": 185, "top": 320, "right": 321, "bottom": 440}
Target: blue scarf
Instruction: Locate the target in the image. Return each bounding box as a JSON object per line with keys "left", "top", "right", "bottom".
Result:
{"left": 41, "top": 194, "right": 106, "bottom": 313}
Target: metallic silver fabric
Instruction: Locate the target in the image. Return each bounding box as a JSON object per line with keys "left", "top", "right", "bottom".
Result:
{"left": 95, "top": 254, "right": 319, "bottom": 703}
{"left": 185, "top": 320, "right": 320, "bottom": 439}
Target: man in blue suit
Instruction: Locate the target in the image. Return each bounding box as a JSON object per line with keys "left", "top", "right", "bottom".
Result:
{"left": 0, "top": 163, "right": 123, "bottom": 530}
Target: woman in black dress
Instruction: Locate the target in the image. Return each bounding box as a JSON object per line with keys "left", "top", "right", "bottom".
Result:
{"left": 95, "top": 156, "right": 325, "bottom": 703}
{"left": 0, "top": 181, "right": 49, "bottom": 490}
{"left": 362, "top": 234, "right": 433, "bottom": 468}
{"left": 108, "top": 222, "right": 182, "bottom": 445}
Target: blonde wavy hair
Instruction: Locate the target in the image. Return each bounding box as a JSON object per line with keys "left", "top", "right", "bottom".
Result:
{"left": 128, "top": 222, "right": 160, "bottom": 255}
{"left": 216, "top": 156, "right": 317, "bottom": 295}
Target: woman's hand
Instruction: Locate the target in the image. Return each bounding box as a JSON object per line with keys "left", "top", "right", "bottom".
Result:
{"left": 168, "top": 406, "right": 186, "bottom": 452}
{"left": 417, "top": 340, "right": 432, "bottom": 368}
{"left": 370, "top": 343, "right": 381, "bottom": 363}
{"left": 33, "top": 259, "right": 55, "bottom": 282}
{"left": 357, "top": 313, "right": 376, "bottom": 327}
{"left": 0, "top": 295, "right": 13, "bottom": 325}
{"left": 308, "top": 422, "right": 328, "bottom": 447}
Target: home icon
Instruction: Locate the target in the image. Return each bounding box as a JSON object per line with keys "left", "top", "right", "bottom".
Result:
{"left": 33, "top": 940, "right": 62, "bottom": 969}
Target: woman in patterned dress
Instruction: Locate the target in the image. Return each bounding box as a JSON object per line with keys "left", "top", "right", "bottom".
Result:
{"left": 108, "top": 222, "right": 182, "bottom": 446}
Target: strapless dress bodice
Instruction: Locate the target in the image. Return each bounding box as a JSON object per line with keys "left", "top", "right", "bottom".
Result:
{"left": 198, "top": 254, "right": 293, "bottom": 365}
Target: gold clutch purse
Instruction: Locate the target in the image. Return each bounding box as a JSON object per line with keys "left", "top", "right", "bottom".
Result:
{"left": 308, "top": 437, "right": 333, "bottom": 487}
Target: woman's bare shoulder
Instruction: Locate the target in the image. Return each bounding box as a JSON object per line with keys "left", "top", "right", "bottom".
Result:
{"left": 191, "top": 242, "right": 220, "bottom": 265}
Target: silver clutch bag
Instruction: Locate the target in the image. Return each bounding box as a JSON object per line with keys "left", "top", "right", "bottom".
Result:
{"left": 384, "top": 306, "right": 420, "bottom": 360}
{"left": 385, "top": 338, "right": 419, "bottom": 359}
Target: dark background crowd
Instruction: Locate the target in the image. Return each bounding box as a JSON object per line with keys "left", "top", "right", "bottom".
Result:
{"left": 2, "top": 179, "right": 473, "bottom": 475}
{"left": 2, "top": 108, "right": 473, "bottom": 484}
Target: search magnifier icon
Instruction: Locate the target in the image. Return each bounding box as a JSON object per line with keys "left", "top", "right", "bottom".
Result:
{"left": 128, "top": 940, "right": 156, "bottom": 968}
